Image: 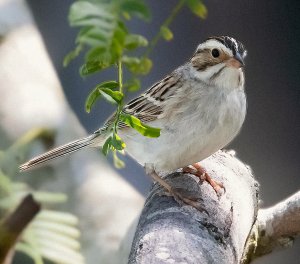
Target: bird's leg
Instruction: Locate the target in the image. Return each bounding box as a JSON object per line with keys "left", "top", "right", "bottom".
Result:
{"left": 145, "top": 166, "right": 205, "bottom": 212}
{"left": 183, "top": 162, "right": 224, "bottom": 195}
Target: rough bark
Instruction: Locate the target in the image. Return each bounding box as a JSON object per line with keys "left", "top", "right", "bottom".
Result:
{"left": 0, "top": 1, "right": 144, "bottom": 263}
{"left": 257, "top": 191, "right": 300, "bottom": 253}
{"left": 243, "top": 191, "right": 300, "bottom": 263}
{"left": 128, "top": 150, "right": 300, "bottom": 264}
{"left": 128, "top": 150, "right": 260, "bottom": 264}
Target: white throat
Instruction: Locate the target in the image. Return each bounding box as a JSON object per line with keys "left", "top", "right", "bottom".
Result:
{"left": 192, "top": 63, "right": 245, "bottom": 91}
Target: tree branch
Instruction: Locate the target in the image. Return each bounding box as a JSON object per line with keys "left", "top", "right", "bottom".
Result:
{"left": 0, "top": 194, "right": 41, "bottom": 264}
{"left": 128, "top": 150, "right": 259, "bottom": 263}
{"left": 244, "top": 191, "right": 300, "bottom": 262}
{"left": 127, "top": 149, "right": 300, "bottom": 264}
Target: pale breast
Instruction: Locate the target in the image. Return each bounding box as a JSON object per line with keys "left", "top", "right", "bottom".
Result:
{"left": 121, "top": 84, "right": 246, "bottom": 172}
{"left": 158, "top": 88, "right": 246, "bottom": 170}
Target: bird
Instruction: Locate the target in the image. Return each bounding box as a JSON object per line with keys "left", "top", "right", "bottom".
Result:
{"left": 20, "top": 36, "right": 247, "bottom": 208}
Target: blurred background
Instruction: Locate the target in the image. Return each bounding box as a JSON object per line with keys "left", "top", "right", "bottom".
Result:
{"left": 25, "top": 0, "right": 300, "bottom": 263}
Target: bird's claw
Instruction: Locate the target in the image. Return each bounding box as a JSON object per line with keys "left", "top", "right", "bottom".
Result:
{"left": 182, "top": 163, "right": 225, "bottom": 197}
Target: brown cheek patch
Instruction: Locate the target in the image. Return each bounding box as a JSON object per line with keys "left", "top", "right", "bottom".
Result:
{"left": 191, "top": 49, "right": 230, "bottom": 71}
{"left": 219, "top": 51, "right": 231, "bottom": 62}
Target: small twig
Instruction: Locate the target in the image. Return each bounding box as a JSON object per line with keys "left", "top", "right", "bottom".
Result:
{"left": 118, "top": 59, "right": 123, "bottom": 94}
{"left": 113, "top": 60, "right": 124, "bottom": 135}
{"left": 0, "top": 194, "right": 41, "bottom": 264}
{"left": 12, "top": 128, "right": 54, "bottom": 149}
{"left": 143, "top": 0, "right": 186, "bottom": 58}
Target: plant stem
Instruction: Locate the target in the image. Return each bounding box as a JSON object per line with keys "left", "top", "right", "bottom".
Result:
{"left": 13, "top": 128, "right": 53, "bottom": 149}
{"left": 144, "top": 0, "right": 186, "bottom": 58}
{"left": 118, "top": 59, "right": 123, "bottom": 94}
{"left": 113, "top": 59, "right": 124, "bottom": 134}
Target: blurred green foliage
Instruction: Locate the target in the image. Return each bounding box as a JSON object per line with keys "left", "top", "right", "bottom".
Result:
{"left": 0, "top": 129, "right": 85, "bottom": 264}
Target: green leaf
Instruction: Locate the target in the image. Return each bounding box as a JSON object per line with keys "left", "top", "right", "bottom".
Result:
{"left": 160, "top": 26, "right": 173, "bottom": 41}
{"left": 122, "top": 56, "right": 152, "bottom": 75}
{"left": 77, "top": 28, "right": 108, "bottom": 47}
{"left": 113, "top": 151, "right": 125, "bottom": 169}
{"left": 86, "top": 86, "right": 123, "bottom": 110}
{"left": 71, "top": 16, "right": 114, "bottom": 28}
{"left": 125, "top": 34, "right": 148, "bottom": 50}
{"left": 86, "top": 47, "right": 109, "bottom": 62}
{"left": 15, "top": 243, "right": 44, "bottom": 264}
{"left": 137, "top": 57, "right": 152, "bottom": 75}
{"left": 85, "top": 81, "right": 118, "bottom": 112}
{"left": 116, "top": 20, "right": 129, "bottom": 36}
{"left": 102, "top": 136, "right": 112, "bottom": 156}
{"left": 186, "top": 0, "right": 208, "bottom": 19}
{"left": 80, "top": 59, "right": 112, "bottom": 76}
{"left": 99, "top": 88, "right": 124, "bottom": 104}
{"left": 111, "top": 133, "right": 126, "bottom": 151}
{"left": 120, "top": 0, "right": 151, "bottom": 21}
{"left": 122, "top": 56, "right": 140, "bottom": 64}
{"left": 33, "top": 192, "right": 67, "bottom": 204}
{"left": 69, "top": 1, "right": 113, "bottom": 26}
{"left": 38, "top": 210, "right": 78, "bottom": 225}
{"left": 122, "top": 11, "right": 131, "bottom": 20}
{"left": 125, "top": 78, "right": 141, "bottom": 92}
{"left": 0, "top": 172, "right": 12, "bottom": 197}
{"left": 120, "top": 113, "right": 160, "bottom": 138}
{"left": 63, "top": 44, "right": 83, "bottom": 67}
{"left": 100, "top": 81, "right": 119, "bottom": 90}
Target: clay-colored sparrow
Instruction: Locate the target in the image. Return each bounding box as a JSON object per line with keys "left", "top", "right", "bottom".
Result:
{"left": 20, "top": 36, "right": 247, "bottom": 206}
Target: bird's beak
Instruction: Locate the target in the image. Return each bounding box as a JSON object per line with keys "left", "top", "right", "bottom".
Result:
{"left": 234, "top": 52, "right": 245, "bottom": 67}
{"left": 226, "top": 52, "right": 245, "bottom": 69}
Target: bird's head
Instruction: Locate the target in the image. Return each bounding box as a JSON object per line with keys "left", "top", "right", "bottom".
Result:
{"left": 191, "top": 36, "right": 247, "bottom": 89}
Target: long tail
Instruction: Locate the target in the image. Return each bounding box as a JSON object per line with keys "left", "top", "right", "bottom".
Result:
{"left": 19, "top": 134, "right": 100, "bottom": 172}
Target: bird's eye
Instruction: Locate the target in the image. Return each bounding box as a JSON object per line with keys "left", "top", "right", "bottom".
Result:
{"left": 211, "top": 49, "right": 220, "bottom": 58}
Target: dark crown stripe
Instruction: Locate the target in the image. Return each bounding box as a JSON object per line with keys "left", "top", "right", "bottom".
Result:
{"left": 207, "top": 36, "right": 246, "bottom": 57}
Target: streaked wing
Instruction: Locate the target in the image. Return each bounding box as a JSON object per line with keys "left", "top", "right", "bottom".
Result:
{"left": 97, "top": 74, "right": 181, "bottom": 132}
{"left": 121, "top": 73, "right": 181, "bottom": 126}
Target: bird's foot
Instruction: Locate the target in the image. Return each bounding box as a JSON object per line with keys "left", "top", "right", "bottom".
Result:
{"left": 165, "top": 187, "right": 206, "bottom": 212}
{"left": 183, "top": 162, "right": 224, "bottom": 196}
{"left": 146, "top": 167, "right": 206, "bottom": 212}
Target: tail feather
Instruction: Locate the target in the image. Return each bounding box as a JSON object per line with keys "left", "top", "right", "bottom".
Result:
{"left": 19, "top": 134, "right": 98, "bottom": 171}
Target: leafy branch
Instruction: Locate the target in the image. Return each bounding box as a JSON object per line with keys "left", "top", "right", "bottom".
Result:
{"left": 65, "top": 0, "right": 207, "bottom": 166}
{"left": 144, "top": 0, "right": 184, "bottom": 56}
